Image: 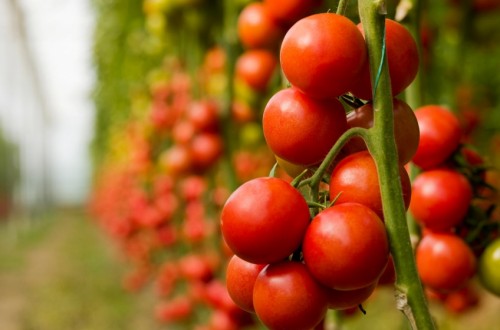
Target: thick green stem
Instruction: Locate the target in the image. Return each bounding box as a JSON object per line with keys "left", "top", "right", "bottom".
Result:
{"left": 358, "top": 1, "right": 435, "bottom": 329}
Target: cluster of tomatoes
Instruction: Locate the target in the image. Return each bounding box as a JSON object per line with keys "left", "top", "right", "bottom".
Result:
{"left": 408, "top": 104, "right": 500, "bottom": 313}
{"left": 220, "top": 6, "right": 426, "bottom": 329}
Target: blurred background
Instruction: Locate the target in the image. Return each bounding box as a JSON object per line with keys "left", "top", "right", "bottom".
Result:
{"left": 0, "top": 0, "right": 499, "bottom": 329}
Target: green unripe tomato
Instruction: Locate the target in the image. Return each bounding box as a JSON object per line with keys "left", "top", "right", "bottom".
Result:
{"left": 479, "top": 238, "right": 500, "bottom": 296}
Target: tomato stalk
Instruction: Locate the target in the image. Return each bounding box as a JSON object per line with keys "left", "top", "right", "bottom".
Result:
{"left": 358, "top": 1, "right": 435, "bottom": 329}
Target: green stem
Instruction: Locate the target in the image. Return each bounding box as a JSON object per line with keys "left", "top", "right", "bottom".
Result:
{"left": 358, "top": 1, "right": 435, "bottom": 329}
{"left": 336, "top": 0, "right": 349, "bottom": 15}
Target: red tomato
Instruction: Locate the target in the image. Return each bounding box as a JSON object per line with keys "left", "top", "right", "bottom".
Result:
{"left": 280, "top": 13, "right": 367, "bottom": 99}
{"left": 220, "top": 177, "right": 310, "bottom": 264}
{"left": 302, "top": 203, "right": 389, "bottom": 290}
{"left": 417, "top": 232, "right": 476, "bottom": 293}
{"left": 344, "top": 98, "right": 420, "bottom": 165}
{"left": 350, "top": 19, "right": 419, "bottom": 100}
{"left": 225, "top": 255, "right": 266, "bottom": 313}
{"left": 190, "top": 133, "right": 223, "bottom": 170}
{"left": 378, "top": 254, "right": 396, "bottom": 285}
{"left": 329, "top": 151, "right": 412, "bottom": 219}
{"left": 253, "top": 261, "right": 328, "bottom": 330}
{"left": 235, "top": 50, "right": 278, "bottom": 92}
{"left": 186, "top": 100, "right": 220, "bottom": 133}
{"left": 263, "top": 87, "right": 348, "bottom": 166}
{"left": 412, "top": 105, "right": 462, "bottom": 169}
{"left": 237, "top": 2, "right": 284, "bottom": 50}
{"left": 409, "top": 169, "right": 472, "bottom": 231}
{"left": 263, "top": 0, "right": 323, "bottom": 26}
{"left": 326, "top": 282, "right": 377, "bottom": 310}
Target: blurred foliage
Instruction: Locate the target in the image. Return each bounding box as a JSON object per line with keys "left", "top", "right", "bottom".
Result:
{"left": 0, "top": 129, "right": 18, "bottom": 218}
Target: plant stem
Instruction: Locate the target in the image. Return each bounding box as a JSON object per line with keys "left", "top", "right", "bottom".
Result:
{"left": 358, "top": 1, "right": 435, "bottom": 329}
{"left": 336, "top": 0, "right": 349, "bottom": 15}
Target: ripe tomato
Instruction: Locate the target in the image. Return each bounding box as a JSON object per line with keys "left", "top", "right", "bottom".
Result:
{"left": 416, "top": 232, "right": 476, "bottom": 293}
{"left": 280, "top": 13, "right": 367, "bottom": 99}
{"left": 235, "top": 50, "right": 278, "bottom": 92}
{"left": 237, "top": 2, "right": 284, "bottom": 50}
{"left": 263, "top": 87, "right": 348, "bottom": 166}
{"left": 478, "top": 238, "right": 500, "bottom": 296}
{"left": 302, "top": 203, "right": 389, "bottom": 290}
{"left": 409, "top": 169, "right": 472, "bottom": 231}
{"left": 263, "top": 0, "right": 323, "bottom": 26}
{"left": 350, "top": 19, "right": 419, "bottom": 100}
{"left": 326, "top": 282, "right": 377, "bottom": 310}
{"left": 220, "top": 177, "right": 310, "bottom": 264}
{"left": 344, "top": 98, "right": 419, "bottom": 165}
{"left": 253, "top": 261, "right": 328, "bottom": 330}
{"left": 412, "top": 105, "right": 462, "bottom": 169}
{"left": 190, "top": 133, "right": 223, "bottom": 170}
{"left": 226, "top": 255, "right": 266, "bottom": 313}
{"left": 329, "top": 151, "right": 412, "bottom": 219}
{"left": 186, "top": 100, "right": 220, "bottom": 133}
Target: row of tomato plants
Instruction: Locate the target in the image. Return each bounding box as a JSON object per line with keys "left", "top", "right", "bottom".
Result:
{"left": 90, "top": 0, "right": 500, "bottom": 329}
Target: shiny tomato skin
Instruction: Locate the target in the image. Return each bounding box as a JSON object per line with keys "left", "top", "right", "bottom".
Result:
{"left": 220, "top": 177, "right": 310, "bottom": 264}
{"left": 235, "top": 50, "right": 278, "bottom": 92}
{"left": 345, "top": 98, "right": 419, "bottom": 165}
{"left": 416, "top": 232, "right": 476, "bottom": 293}
{"left": 226, "top": 255, "right": 266, "bottom": 313}
{"left": 263, "top": 87, "right": 348, "bottom": 166}
{"left": 302, "top": 203, "right": 389, "bottom": 290}
{"left": 350, "top": 19, "right": 419, "bottom": 100}
{"left": 237, "top": 2, "right": 284, "bottom": 50}
{"left": 409, "top": 169, "right": 472, "bottom": 231}
{"left": 280, "top": 13, "right": 367, "bottom": 99}
{"left": 412, "top": 105, "right": 462, "bottom": 169}
{"left": 326, "top": 282, "right": 377, "bottom": 310}
{"left": 329, "top": 151, "right": 412, "bottom": 219}
{"left": 263, "top": 0, "right": 323, "bottom": 26}
{"left": 253, "top": 261, "right": 328, "bottom": 330}
{"left": 478, "top": 238, "right": 500, "bottom": 297}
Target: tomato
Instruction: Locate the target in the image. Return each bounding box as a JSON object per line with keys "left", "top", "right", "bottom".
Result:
{"left": 409, "top": 169, "right": 472, "bottom": 231}
{"left": 344, "top": 98, "right": 420, "bottom": 165}
{"left": 263, "top": 87, "right": 348, "bottom": 166}
{"left": 253, "top": 261, "right": 328, "bottom": 330}
{"left": 235, "top": 50, "right": 278, "bottom": 92}
{"left": 326, "top": 282, "right": 377, "bottom": 310}
{"left": 302, "top": 203, "right": 389, "bottom": 290}
{"left": 275, "top": 156, "right": 308, "bottom": 178}
{"left": 237, "top": 2, "right": 284, "bottom": 50}
{"left": 416, "top": 232, "right": 476, "bottom": 293}
{"left": 172, "top": 120, "right": 195, "bottom": 145}
{"left": 412, "top": 105, "right": 462, "bottom": 169}
{"left": 190, "top": 133, "right": 223, "bottom": 170}
{"left": 226, "top": 255, "right": 266, "bottom": 313}
{"left": 378, "top": 255, "right": 396, "bottom": 285}
{"left": 329, "top": 151, "right": 412, "bottom": 219}
{"left": 478, "top": 238, "right": 500, "bottom": 296}
{"left": 350, "top": 19, "right": 419, "bottom": 100}
{"left": 280, "top": 13, "right": 367, "bottom": 99}
{"left": 186, "top": 100, "right": 220, "bottom": 133}
{"left": 263, "top": 0, "right": 323, "bottom": 26}
{"left": 155, "top": 296, "right": 193, "bottom": 322}
{"left": 220, "top": 177, "right": 310, "bottom": 264}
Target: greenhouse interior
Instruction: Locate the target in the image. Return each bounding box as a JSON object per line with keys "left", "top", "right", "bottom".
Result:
{"left": 1, "top": 0, "right": 500, "bottom": 329}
